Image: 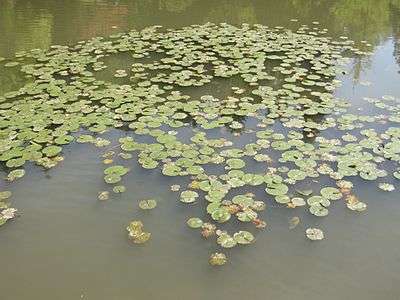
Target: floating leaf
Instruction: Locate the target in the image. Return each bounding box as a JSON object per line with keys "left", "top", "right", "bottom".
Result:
{"left": 309, "top": 204, "right": 329, "bottom": 217}
{"left": 296, "top": 189, "right": 313, "bottom": 196}
{"left": 346, "top": 195, "right": 367, "bottom": 212}
{"left": 236, "top": 208, "right": 257, "bottom": 222}
{"left": 320, "top": 187, "right": 342, "bottom": 200}
{"left": 7, "top": 169, "right": 25, "bottom": 181}
{"left": 233, "top": 231, "right": 255, "bottom": 244}
{"left": 201, "top": 223, "right": 216, "bottom": 238}
{"left": 217, "top": 233, "right": 237, "bottom": 248}
{"left": 131, "top": 231, "right": 151, "bottom": 243}
{"left": 104, "top": 165, "right": 129, "bottom": 176}
{"left": 209, "top": 252, "right": 227, "bottom": 266}
{"left": 42, "top": 146, "right": 62, "bottom": 157}
{"left": 0, "top": 191, "right": 12, "bottom": 200}
{"left": 104, "top": 174, "right": 122, "bottom": 184}
{"left": 232, "top": 194, "right": 254, "bottom": 208}
{"left": 113, "top": 185, "right": 126, "bottom": 193}
{"left": 211, "top": 207, "right": 231, "bottom": 223}
{"left": 170, "top": 184, "right": 181, "bottom": 191}
{"left": 306, "top": 228, "right": 324, "bottom": 241}
{"left": 98, "top": 191, "right": 109, "bottom": 201}
{"left": 127, "top": 220, "right": 151, "bottom": 244}
{"left": 226, "top": 158, "right": 245, "bottom": 169}
{"left": 1, "top": 208, "right": 17, "bottom": 220}
{"left": 186, "top": 217, "right": 203, "bottom": 228}
{"left": 180, "top": 190, "right": 198, "bottom": 203}
{"left": 139, "top": 199, "right": 157, "bottom": 210}
{"left": 378, "top": 183, "right": 395, "bottom": 191}
{"left": 291, "top": 197, "right": 306, "bottom": 207}
{"left": 266, "top": 183, "right": 289, "bottom": 196}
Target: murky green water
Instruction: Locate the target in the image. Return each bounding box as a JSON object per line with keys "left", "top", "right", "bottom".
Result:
{"left": 1, "top": 1, "right": 400, "bottom": 299}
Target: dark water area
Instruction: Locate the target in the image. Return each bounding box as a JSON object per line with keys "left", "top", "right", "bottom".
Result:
{"left": 1, "top": 1, "right": 400, "bottom": 300}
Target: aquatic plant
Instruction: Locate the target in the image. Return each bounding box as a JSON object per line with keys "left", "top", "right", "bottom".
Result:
{"left": 0, "top": 23, "right": 398, "bottom": 264}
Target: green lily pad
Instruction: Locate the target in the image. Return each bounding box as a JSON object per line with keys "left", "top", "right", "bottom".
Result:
{"left": 296, "top": 189, "right": 313, "bottom": 196}
{"left": 309, "top": 204, "right": 329, "bottom": 217}
{"left": 42, "top": 146, "right": 62, "bottom": 157}
{"left": 7, "top": 169, "right": 25, "bottom": 181}
{"left": 291, "top": 197, "right": 306, "bottom": 207}
{"left": 0, "top": 191, "right": 12, "bottom": 200}
{"left": 104, "top": 174, "right": 122, "bottom": 184}
{"left": 226, "top": 158, "right": 245, "bottom": 169}
{"left": 113, "top": 185, "right": 126, "bottom": 193}
{"left": 306, "top": 228, "right": 324, "bottom": 240}
{"left": 233, "top": 231, "right": 255, "bottom": 244}
{"left": 217, "top": 233, "right": 237, "bottom": 248}
{"left": 131, "top": 231, "right": 151, "bottom": 244}
{"left": 232, "top": 194, "right": 254, "bottom": 208}
{"left": 236, "top": 209, "right": 257, "bottom": 222}
{"left": 266, "top": 183, "right": 288, "bottom": 196}
{"left": 98, "top": 191, "right": 109, "bottom": 201}
{"left": 275, "top": 194, "right": 291, "bottom": 204}
{"left": 180, "top": 190, "right": 198, "bottom": 203}
{"left": 209, "top": 252, "right": 227, "bottom": 266}
{"left": 320, "top": 187, "right": 342, "bottom": 200}
{"left": 186, "top": 217, "right": 203, "bottom": 228}
{"left": 139, "top": 199, "right": 157, "bottom": 210}
{"left": 6, "top": 158, "right": 25, "bottom": 168}
{"left": 211, "top": 207, "right": 231, "bottom": 223}
{"left": 378, "top": 183, "right": 395, "bottom": 191}
{"left": 104, "top": 165, "right": 129, "bottom": 176}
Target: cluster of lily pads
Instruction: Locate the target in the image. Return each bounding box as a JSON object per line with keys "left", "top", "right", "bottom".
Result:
{"left": 0, "top": 191, "right": 17, "bottom": 226}
{"left": 0, "top": 23, "right": 398, "bottom": 265}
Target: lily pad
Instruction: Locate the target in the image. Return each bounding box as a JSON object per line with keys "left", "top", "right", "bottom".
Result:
{"left": 42, "top": 146, "right": 62, "bottom": 157}
{"left": 211, "top": 207, "right": 231, "bottom": 223}
{"left": 139, "top": 199, "right": 157, "bottom": 210}
{"left": 98, "top": 191, "right": 109, "bottom": 201}
{"left": 187, "top": 217, "right": 203, "bottom": 228}
{"left": 233, "top": 231, "right": 255, "bottom": 244}
{"left": 306, "top": 228, "right": 324, "bottom": 240}
{"left": 104, "top": 165, "right": 129, "bottom": 176}
{"left": 0, "top": 191, "right": 12, "bottom": 200}
{"left": 265, "top": 183, "right": 288, "bottom": 196}
{"left": 217, "top": 233, "right": 237, "bottom": 248}
{"left": 180, "top": 190, "right": 198, "bottom": 203}
{"left": 113, "top": 185, "right": 126, "bottom": 193}
{"left": 7, "top": 169, "right": 25, "bottom": 181}
{"left": 320, "top": 187, "right": 342, "bottom": 200}
{"left": 209, "top": 252, "right": 227, "bottom": 266}
{"left": 378, "top": 183, "right": 395, "bottom": 191}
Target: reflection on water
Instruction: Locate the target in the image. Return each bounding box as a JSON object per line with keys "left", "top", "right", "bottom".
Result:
{"left": 1, "top": 1, "right": 400, "bottom": 300}
{"left": 390, "top": 2, "right": 400, "bottom": 67}
{"left": 1, "top": 0, "right": 400, "bottom": 55}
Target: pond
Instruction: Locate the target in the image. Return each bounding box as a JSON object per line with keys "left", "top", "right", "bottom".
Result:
{"left": 1, "top": 1, "right": 400, "bottom": 300}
